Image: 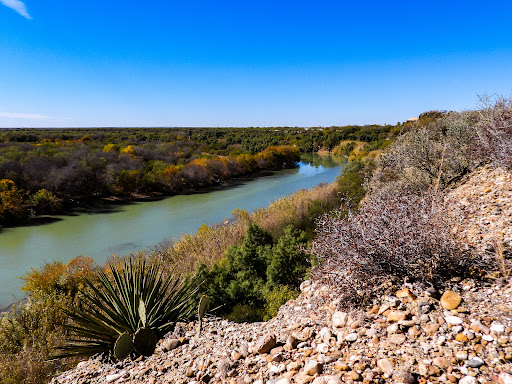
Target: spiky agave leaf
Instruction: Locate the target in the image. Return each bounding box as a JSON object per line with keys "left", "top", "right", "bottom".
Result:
{"left": 53, "top": 257, "right": 201, "bottom": 359}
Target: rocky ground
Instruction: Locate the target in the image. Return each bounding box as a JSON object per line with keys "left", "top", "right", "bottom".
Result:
{"left": 51, "top": 165, "right": 512, "bottom": 384}
{"left": 51, "top": 277, "right": 512, "bottom": 384}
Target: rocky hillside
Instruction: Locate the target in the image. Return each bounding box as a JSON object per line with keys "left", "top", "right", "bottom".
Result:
{"left": 51, "top": 166, "right": 512, "bottom": 384}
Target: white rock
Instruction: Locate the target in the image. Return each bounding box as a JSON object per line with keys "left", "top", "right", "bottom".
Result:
{"left": 316, "top": 343, "right": 329, "bottom": 353}
{"left": 106, "top": 371, "right": 127, "bottom": 383}
{"left": 319, "top": 327, "right": 332, "bottom": 343}
{"left": 482, "top": 334, "right": 494, "bottom": 342}
{"left": 312, "top": 375, "right": 343, "bottom": 384}
{"left": 332, "top": 311, "right": 348, "bottom": 327}
{"left": 498, "top": 373, "right": 512, "bottom": 384}
{"left": 345, "top": 333, "right": 358, "bottom": 342}
{"left": 490, "top": 323, "right": 506, "bottom": 333}
{"left": 458, "top": 376, "right": 477, "bottom": 384}
{"left": 275, "top": 379, "right": 292, "bottom": 384}
{"left": 444, "top": 315, "right": 463, "bottom": 325}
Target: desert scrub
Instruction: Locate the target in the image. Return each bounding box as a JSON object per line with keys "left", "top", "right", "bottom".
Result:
{"left": 475, "top": 95, "right": 512, "bottom": 168}
{"left": 308, "top": 191, "right": 475, "bottom": 307}
{"left": 0, "top": 296, "right": 79, "bottom": 384}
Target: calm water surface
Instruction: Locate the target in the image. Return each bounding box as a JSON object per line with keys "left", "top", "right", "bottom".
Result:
{"left": 0, "top": 155, "right": 344, "bottom": 307}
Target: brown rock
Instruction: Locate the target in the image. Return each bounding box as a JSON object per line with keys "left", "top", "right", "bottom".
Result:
{"left": 346, "top": 371, "right": 363, "bottom": 381}
{"left": 456, "top": 333, "right": 469, "bottom": 343}
{"left": 285, "top": 335, "right": 299, "bottom": 350}
{"left": 424, "top": 323, "right": 440, "bottom": 336}
{"left": 304, "top": 360, "right": 323, "bottom": 375}
{"left": 432, "top": 357, "right": 450, "bottom": 369}
{"left": 334, "top": 362, "right": 350, "bottom": 371}
{"left": 294, "top": 372, "right": 315, "bottom": 384}
{"left": 253, "top": 334, "right": 276, "bottom": 354}
{"left": 392, "top": 369, "right": 415, "bottom": 384}
{"left": 387, "top": 311, "right": 407, "bottom": 322}
{"left": 440, "top": 291, "right": 462, "bottom": 310}
{"left": 162, "top": 338, "right": 181, "bottom": 351}
{"left": 389, "top": 334, "right": 406, "bottom": 344}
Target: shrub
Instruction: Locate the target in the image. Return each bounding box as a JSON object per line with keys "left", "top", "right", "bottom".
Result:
{"left": 308, "top": 192, "right": 473, "bottom": 307}
{"left": 263, "top": 285, "right": 299, "bottom": 321}
{"left": 29, "top": 189, "right": 62, "bottom": 215}
{"left": 21, "top": 256, "right": 96, "bottom": 299}
{"left": 0, "top": 296, "right": 79, "bottom": 384}
{"left": 375, "top": 112, "right": 477, "bottom": 195}
{"left": 474, "top": 95, "right": 512, "bottom": 168}
{"left": 198, "top": 224, "right": 309, "bottom": 322}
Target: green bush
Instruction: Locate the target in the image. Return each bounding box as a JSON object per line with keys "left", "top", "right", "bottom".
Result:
{"left": 198, "top": 223, "right": 309, "bottom": 322}
{"left": 263, "top": 285, "right": 299, "bottom": 321}
{"left": 28, "top": 189, "right": 62, "bottom": 215}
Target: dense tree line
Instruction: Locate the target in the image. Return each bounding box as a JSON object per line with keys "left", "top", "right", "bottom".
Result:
{"left": 0, "top": 125, "right": 393, "bottom": 225}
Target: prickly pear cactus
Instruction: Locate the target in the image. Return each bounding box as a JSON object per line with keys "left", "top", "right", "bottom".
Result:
{"left": 114, "top": 332, "right": 134, "bottom": 360}
{"left": 198, "top": 295, "right": 210, "bottom": 321}
{"left": 138, "top": 299, "right": 147, "bottom": 328}
{"left": 133, "top": 327, "right": 158, "bottom": 356}
{"left": 197, "top": 294, "right": 210, "bottom": 337}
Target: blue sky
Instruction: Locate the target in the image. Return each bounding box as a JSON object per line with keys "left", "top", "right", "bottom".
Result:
{"left": 1, "top": 1, "right": 511, "bottom": 127}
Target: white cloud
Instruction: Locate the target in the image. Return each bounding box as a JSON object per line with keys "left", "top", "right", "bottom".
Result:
{"left": 0, "top": 0, "right": 31, "bottom": 19}
{"left": 0, "top": 112, "right": 53, "bottom": 120}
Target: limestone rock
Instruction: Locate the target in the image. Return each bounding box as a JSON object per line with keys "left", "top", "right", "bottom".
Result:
{"left": 332, "top": 312, "right": 348, "bottom": 328}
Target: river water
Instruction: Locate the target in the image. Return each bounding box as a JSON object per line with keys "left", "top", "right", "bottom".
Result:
{"left": 0, "top": 154, "right": 344, "bottom": 307}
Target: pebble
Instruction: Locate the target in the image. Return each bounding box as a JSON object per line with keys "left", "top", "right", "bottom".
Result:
{"left": 468, "top": 357, "right": 485, "bottom": 368}
{"left": 440, "top": 291, "right": 463, "bottom": 310}
{"left": 444, "top": 315, "right": 463, "bottom": 325}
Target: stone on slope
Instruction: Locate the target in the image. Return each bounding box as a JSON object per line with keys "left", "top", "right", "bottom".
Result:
{"left": 440, "top": 291, "right": 462, "bottom": 310}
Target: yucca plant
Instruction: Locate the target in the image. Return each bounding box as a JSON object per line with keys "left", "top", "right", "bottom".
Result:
{"left": 54, "top": 257, "right": 201, "bottom": 359}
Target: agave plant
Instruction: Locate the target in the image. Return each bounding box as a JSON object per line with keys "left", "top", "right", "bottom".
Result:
{"left": 55, "top": 257, "right": 201, "bottom": 359}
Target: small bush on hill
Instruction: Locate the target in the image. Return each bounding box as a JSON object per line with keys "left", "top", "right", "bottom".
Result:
{"left": 308, "top": 192, "right": 474, "bottom": 307}
{"left": 377, "top": 113, "right": 476, "bottom": 195}
{"left": 475, "top": 95, "right": 512, "bottom": 168}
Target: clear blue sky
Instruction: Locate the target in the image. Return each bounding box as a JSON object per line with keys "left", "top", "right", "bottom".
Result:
{"left": 1, "top": 1, "right": 511, "bottom": 127}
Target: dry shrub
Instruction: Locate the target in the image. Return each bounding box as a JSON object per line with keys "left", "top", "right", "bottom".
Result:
{"left": 475, "top": 95, "right": 512, "bottom": 168}
{"left": 308, "top": 192, "right": 473, "bottom": 307}
{"left": 375, "top": 112, "right": 477, "bottom": 195}
{"left": 0, "top": 296, "right": 80, "bottom": 384}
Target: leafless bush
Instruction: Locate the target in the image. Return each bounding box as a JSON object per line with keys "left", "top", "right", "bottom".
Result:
{"left": 475, "top": 95, "right": 512, "bottom": 168}
{"left": 308, "top": 192, "right": 473, "bottom": 306}
{"left": 375, "top": 112, "right": 477, "bottom": 195}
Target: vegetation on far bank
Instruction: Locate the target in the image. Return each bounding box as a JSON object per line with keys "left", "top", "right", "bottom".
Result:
{"left": 0, "top": 125, "right": 392, "bottom": 226}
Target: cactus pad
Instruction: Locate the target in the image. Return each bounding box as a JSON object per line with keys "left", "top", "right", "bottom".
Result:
{"left": 133, "top": 327, "right": 158, "bottom": 356}
{"left": 114, "top": 332, "right": 134, "bottom": 360}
